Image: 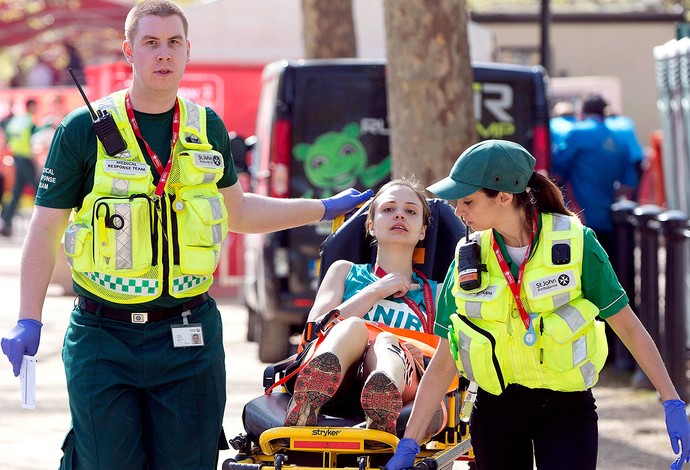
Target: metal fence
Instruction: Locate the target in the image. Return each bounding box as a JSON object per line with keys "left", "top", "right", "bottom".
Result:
{"left": 654, "top": 37, "right": 690, "bottom": 214}
{"left": 647, "top": 35, "right": 690, "bottom": 399}
{"left": 611, "top": 201, "right": 689, "bottom": 401}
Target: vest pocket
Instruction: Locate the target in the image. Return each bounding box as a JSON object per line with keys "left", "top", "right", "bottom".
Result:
{"left": 91, "top": 196, "right": 154, "bottom": 275}
{"left": 449, "top": 314, "right": 505, "bottom": 395}
{"left": 94, "top": 159, "right": 153, "bottom": 195}
{"left": 64, "top": 222, "right": 94, "bottom": 272}
{"left": 541, "top": 321, "right": 601, "bottom": 372}
{"left": 540, "top": 299, "right": 605, "bottom": 373}
{"left": 176, "top": 190, "right": 228, "bottom": 275}
{"left": 177, "top": 150, "right": 224, "bottom": 186}
{"left": 453, "top": 282, "right": 510, "bottom": 322}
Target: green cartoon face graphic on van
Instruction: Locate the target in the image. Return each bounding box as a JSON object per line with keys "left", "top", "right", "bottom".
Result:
{"left": 293, "top": 122, "right": 391, "bottom": 198}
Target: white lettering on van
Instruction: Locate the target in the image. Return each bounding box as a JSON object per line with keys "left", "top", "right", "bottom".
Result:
{"left": 360, "top": 118, "right": 390, "bottom": 136}
{"left": 473, "top": 83, "right": 514, "bottom": 122}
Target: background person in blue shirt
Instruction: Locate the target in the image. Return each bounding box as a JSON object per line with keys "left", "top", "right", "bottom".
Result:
{"left": 549, "top": 100, "right": 577, "bottom": 151}
{"left": 605, "top": 110, "right": 646, "bottom": 200}
{"left": 552, "top": 93, "right": 638, "bottom": 267}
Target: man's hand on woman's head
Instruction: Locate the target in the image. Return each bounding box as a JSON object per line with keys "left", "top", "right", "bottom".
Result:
{"left": 320, "top": 188, "right": 374, "bottom": 221}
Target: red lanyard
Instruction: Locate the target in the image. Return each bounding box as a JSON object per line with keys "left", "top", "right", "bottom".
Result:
{"left": 373, "top": 264, "right": 435, "bottom": 334}
{"left": 491, "top": 214, "right": 539, "bottom": 331}
{"left": 124, "top": 91, "right": 181, "bottom": 198}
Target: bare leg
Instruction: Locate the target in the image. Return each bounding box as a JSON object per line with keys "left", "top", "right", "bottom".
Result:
{"left": 285, "top": 318, "right": 368, "bottom": 426}
{"left": 316, "top": 317, "right": 369, "bottom": 370}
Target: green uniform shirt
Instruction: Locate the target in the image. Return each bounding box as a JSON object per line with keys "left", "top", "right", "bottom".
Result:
{"left": 434, "top": 221, "right": 628, "bottom": 337}
{"left": 37, "top": 102, "right": 238, "bottom": 308}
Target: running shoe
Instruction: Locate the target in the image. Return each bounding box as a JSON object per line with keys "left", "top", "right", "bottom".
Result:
{"left": 361, "top": 370, "right": 402, "bottom": 434}
{"left": 284, "top": 352, "right": 342, "bottom": 426}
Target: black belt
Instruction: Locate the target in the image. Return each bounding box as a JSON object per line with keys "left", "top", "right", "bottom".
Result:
{"left": 77, "top": 293, "right": 210, "bottom": 324}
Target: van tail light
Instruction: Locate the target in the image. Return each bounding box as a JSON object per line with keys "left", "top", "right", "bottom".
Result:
{"left": 531, "top": 124, "right": 550, "bottom": 172}
{"left": 270, "top": 119, "right": 292, "bottom": 198}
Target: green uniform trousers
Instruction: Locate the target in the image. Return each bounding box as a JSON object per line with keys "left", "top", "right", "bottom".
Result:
{"left": 59, "top": 297, "right": 226, "bottom": 470}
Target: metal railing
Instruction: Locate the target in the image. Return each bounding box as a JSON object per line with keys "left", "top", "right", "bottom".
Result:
{"left": 611, "top": 201, "right": 689, "bottom": 401}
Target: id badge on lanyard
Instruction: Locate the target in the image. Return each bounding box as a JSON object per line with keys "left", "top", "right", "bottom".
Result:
{"left": 171, "top": 310, "right": 205, "bottom": 348}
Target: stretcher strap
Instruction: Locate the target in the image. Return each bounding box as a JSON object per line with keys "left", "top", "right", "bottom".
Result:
{"left": 264, "top": 309, "right": 340, "bottom": 395}
{"left": 365, "top": 322, "right": 459, "bottom": 393}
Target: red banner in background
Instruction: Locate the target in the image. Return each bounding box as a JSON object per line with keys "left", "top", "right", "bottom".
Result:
{"left": 85, "top": 61, "right": 264, "bottom": 292}
{"left": 2, "top": 62, "right": 263, "bottom": 296}
{"left": 84, "top": 61, "right": 263, "bottom": 138}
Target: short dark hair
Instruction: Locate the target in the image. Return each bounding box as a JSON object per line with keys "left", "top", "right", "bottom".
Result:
{"left": 581, "top": 93, "right": 608, "bottom": 116}
{"left": 125, "top": 0, "right": 189, "bottom": 43}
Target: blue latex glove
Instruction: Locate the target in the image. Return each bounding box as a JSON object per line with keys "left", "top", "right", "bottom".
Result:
{"left": 320, "top": 188, "right": 374, "bottom": 221}
{"left": 664, "top": 399, "right": 690, "bottom": 468}
{"left": 385, "top": 437, "right": 420, "bottom": 470}
{"left": 1, "top": 319, "right": 42, "bottom": 376}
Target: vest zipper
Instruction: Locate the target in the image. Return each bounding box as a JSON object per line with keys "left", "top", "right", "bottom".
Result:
{"left": 456, "top": 314, "right": 506, "bottom": 393}
{"left": 539, "top": 317, "right": 544, "bottom": 364}
{"left": 159, "top": 195, "right": 170, "bottom": 295}
{"left": 169, "top": 193, "right": 181, "bottom": 265}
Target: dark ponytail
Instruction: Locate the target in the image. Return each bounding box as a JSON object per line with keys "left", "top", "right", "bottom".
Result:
{"left": 527, "top": 172, "right": 573, "bottom": 216}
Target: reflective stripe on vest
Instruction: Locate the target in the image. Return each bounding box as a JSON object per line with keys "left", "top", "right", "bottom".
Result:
{"left": 457, "top": 328, "right": 475, "bottom": 381}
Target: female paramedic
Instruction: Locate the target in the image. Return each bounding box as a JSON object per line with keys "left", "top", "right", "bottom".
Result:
{"left": 283, "top": 179, "right": 441, "bottom": 435}
{"left": 386, "top": 140, "right": 690, "bottom": 470}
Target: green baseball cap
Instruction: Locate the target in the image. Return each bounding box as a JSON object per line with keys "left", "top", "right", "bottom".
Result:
{"left": 427, "top": 139, "right": 536, "bottom": 200}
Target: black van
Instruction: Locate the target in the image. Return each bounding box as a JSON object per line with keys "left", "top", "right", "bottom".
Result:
{"left": 243, "top": 59, "right": 551, "bottom": 362}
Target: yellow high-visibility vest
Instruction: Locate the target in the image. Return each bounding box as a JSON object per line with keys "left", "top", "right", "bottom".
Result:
{"left": 6, "top": 114, "right": 34, "bottom": 157}
{"left": 63, "top": 90, "right": 228, "bottom": 303}
{"left": 448, "top": 213, "right": 607, "bottom": 395}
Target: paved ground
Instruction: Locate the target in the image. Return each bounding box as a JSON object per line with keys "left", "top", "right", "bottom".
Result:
{"left": 0, "top": 225, "right": 682, "bottom": 469}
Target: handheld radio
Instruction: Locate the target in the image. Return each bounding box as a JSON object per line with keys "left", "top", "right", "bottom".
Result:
{"left": 457, "top": 230, "right": 486, "bottom": 291}
{"left": 68, "top": 68, "right": 127, "bottom": 156}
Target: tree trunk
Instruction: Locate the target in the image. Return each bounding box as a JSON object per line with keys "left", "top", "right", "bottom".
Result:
{"left": 383, "top": 0, "right": 477, "bottom": 188}
{"left": 302, "top": 0, "right": 357, "bottom": 59}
